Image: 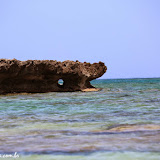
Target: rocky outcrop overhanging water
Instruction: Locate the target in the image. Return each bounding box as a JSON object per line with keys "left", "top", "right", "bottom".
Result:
{"left": 0, "top": 59, "right": 107, "bottom": 94}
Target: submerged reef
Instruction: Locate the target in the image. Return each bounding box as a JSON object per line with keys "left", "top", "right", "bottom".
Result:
{"left": 0, "top": 59, "right": 107, "bottom": 94}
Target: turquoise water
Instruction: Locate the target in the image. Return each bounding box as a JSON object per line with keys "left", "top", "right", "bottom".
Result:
{"left": 0, "top": 78, "right": 160, "bottom": 160}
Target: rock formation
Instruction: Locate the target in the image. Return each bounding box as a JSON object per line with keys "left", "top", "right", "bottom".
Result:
{"left": 0, "top": 59, "right": 107, "bottom": 94}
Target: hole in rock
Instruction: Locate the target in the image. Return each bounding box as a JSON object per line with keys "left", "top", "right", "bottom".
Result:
{"left": 58, "top": 79, "right": 64, "bottom": 86}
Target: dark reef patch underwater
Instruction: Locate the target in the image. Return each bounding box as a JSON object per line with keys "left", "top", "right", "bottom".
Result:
{"left": 0, "top": 78, "right": 160, "bottom": 160}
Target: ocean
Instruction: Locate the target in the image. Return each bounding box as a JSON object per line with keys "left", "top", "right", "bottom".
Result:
{"left": 0, "top": 78, "right": 160, "bottom": 160}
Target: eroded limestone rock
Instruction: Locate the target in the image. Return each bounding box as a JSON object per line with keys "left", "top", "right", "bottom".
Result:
{"left": 0, "top": 59, "right": 107, "bottom": 94}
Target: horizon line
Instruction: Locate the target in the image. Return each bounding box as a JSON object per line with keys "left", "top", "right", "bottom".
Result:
{"left": 98, "top": 77, "right": 160, "bottom": 80}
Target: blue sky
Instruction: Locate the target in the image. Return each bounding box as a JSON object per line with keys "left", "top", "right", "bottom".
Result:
{"left": 0, "top": 0, "right": 160, "bottom": 79}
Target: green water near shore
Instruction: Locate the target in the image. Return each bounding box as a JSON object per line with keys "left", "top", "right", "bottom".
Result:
{"left": 0, "top": 78, "right": 160, "bottom": 159}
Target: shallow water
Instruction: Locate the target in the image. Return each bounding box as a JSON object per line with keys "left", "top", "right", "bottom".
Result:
{"left": 0, "top": 78, "right": 160, "bottom": 159}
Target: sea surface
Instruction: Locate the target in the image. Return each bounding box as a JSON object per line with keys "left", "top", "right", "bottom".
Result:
{"left": 0, "top": 78, "right": 160, "bottom": 160}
